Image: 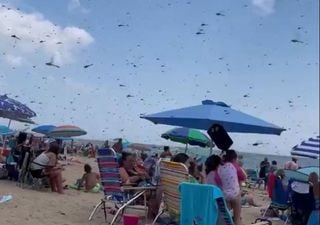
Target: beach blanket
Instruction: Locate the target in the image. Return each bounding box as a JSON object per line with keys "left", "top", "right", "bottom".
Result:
{"left": 69, "top": 183, "right": 102, "bottom": 193}
{"left": 0, "top": 195, "right": 12, "bottom": 203}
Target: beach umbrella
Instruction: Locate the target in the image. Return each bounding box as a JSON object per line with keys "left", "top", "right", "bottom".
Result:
{"left": 141, "top": 100, "right": 285, "bottom": 135}
{"left": 291, "top": 136, "right": 319, "bottom": 159}
{"left": 0, "top": 125, "right": 14, "bottom": 135}
{"left": 47, "top": 125, "right": 87, "bottom": 138}
{"left": 298, "top": 166, "right": 319, "bottom": 178}
{"left": 32, "top": 125, "right": 56, "bottom": 135}
{"left": 284, "top": 169, "right": 309, "bottom": 182}
{"left": 161, "top": 127, "right": 213, "bottom": 152}
{"left": 0, "top": 94, "right": 36, "bottom": 126}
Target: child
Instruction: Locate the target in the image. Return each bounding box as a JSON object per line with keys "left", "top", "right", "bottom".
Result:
{"left": 76, "top": 164, "right": 101, "bottom": 192}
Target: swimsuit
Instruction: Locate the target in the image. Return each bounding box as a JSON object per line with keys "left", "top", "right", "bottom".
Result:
{"left": 218, "top": 162, "right": 240, "bottom": 201}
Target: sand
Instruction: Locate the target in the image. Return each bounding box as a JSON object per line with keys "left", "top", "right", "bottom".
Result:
{"left": 0, "top": 157, "right": 282, "bottom": 225}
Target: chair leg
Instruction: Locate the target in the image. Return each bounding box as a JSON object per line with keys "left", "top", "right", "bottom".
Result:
{"left": 110, "top": 190, "right": 145, "bottom": 225}
{"left": 152, "top": 209, "right": 164, "bottom": 224}
{"left": 89, "top": 199, "right": 105, "bottom": 221}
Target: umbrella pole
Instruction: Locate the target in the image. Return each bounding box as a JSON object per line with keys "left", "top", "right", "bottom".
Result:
{"left": 185, "top": 143, "right": 188, "bottom": 153}
{"left": 7, "top": 119, "right": 11, "bottom": 128}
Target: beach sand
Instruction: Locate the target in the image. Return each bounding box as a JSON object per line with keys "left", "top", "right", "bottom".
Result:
{"left": 0, "top": 157, "right": 282, "bottom": 225}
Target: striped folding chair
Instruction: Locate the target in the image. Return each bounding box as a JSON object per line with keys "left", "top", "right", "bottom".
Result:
{"left": 89, "top": 148, "right": 154, "bottom": 225}
{"left": 152, "top": 160, "right": 189, "bottom": 223}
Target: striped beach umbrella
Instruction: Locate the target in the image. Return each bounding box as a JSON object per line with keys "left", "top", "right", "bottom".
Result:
{"left": 291, "top": 136, "right": 320, "bottom": 159}
{"left": 161, "top": 127, "right": 213, "bottom": 153}
{"left": 48, "top": 125, "right": 87, "bottom": 138}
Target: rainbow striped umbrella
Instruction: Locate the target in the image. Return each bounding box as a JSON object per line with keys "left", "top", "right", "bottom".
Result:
{"left": 48, "top": 125, "right": 87, "bottom": 137}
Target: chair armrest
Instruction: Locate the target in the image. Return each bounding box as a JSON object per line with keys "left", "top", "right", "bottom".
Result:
{"left": 121, "top": 186, "right": 157, "bottom": 191}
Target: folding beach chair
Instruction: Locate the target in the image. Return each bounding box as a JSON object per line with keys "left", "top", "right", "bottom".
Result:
{"left": 88, "top": 147, "right": 155, "bottom": 225}
{"left": 18, "top": 151, "right": 49, "bottom": 190}
{"left": 179, "top": 182, "right": 235, "bottom": 225}
{"left": 245, "top": 169, "right": 260, "bottom": 189}
{"left": 287, "top": 179, "right": 314, "bottom": 225}
{"left": 179, "top": 182, "right": 271, "bottom": 225}
{"left": 152, "top": 160, "right": 190, "bottom": 224}
{"left": 262, "top": 177, "right": 290, "bottom": 225}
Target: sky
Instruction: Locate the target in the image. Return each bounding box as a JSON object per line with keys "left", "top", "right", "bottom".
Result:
{"left": 0, "top": 0, "right": 319, "bottom": 155}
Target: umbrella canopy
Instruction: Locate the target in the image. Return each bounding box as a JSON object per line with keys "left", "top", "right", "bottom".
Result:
{"left": 291, "top": 136, "right": 319, "bottom": 159}
{"left": 141, "top": 100, "right": 285, "bottom": 135}
{"left": 0, "top": 125, "right": 14, "bottom": 135}
{"left": 284, "top": 169, "right": 309, "bottom": 182}
{"left": 161, "top": 127, "right": 212, "bottom": 148}
{"left": 32, "top": 125, "right": 56, "bottom": 135}
{"left": 298, "top": 166, "right": 319, "bottom": 178}
{"left": 47, "top": 125, "right": 87, "bottom": 137}
{"left": 0, "top": 94, "right": 36, "bottom": 121}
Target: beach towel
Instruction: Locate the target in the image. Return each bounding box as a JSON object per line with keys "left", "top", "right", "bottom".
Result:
{"left": 307, "top": 210, "right": 320, "bottom": 225}
{"left": 0, "top": 195, "right": 12, "bottom": 203}
{"left": 69, "top": 183, "right": 102, "bottom": 193}
{"left": 179, "top": 182, "right": 234, "bottom": 225}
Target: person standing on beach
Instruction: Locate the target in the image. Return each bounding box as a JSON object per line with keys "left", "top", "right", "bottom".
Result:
{"left": 112, "top": 138, "right": 123, "bottom": 153}
{"left": 284, "top": 157, "right": 298, "bottom": 170}
{"left": 258, "top": 157, "right": 270, "bottom": 190}
{"left": 218, "top": 150, "right": 242, "bottom": 225}
{"left": 160, "top": 146, "right": 172, "bottom": 158}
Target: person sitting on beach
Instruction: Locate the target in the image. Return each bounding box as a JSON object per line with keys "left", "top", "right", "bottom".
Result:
{"left": 218, "top": 150, "right": 242, "bottom": 225}
{"left": 112, "top": 138, "right": 123, "bottom": 153}
{"left": 75, "top": 164, "right": 101, "bottom": 192}
{"left": 30, "top": 142, "right": 64, "bottom": 194}
{"left": 307, "top": 172, "right": 320, "bottom": 225}
{"left": 284, "top": 157, "right": 299, "bottom": 170}
{"left": 160, "top": 146, "right": 172, "bottom": 159}
{"left": 309, "top": 172, "right": 319, "bottom": 208}
{"left": 205, "top": 154, "right": 222, "bottom": 187}
{"left": 240, "top": 190, "right": 260, "bottom": 207}
{"left": 119, "top": 152, "right": 147, "bottom": 185}
{"left": 171, "top": 153, "right": 198, "bottom": 183}
{"left": 189, "top": 161, "right": 205, "bottom": 183}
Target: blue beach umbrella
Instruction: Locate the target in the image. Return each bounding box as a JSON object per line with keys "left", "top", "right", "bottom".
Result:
{"left": 32, "top": 125, "right": 56, "bottom": 135}
{"left": 291, "top": 136, "right": 319, "bottom": 159}
{"left": 0, "top": 94, "right": 36, "bottom": 126}
{"left": 141, "top": 100, "right": 285, "bottom": 135}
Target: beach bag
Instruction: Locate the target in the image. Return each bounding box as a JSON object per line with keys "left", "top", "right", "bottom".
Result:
{"left": 207, "top": 124, "right": 233, "bottom": 151}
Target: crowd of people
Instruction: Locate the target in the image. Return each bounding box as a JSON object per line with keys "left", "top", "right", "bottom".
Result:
{"left": 113, "top": 144, "right": 319, "bottom": 225}
{"left": 1, "top": 135, "right": 319, "bottom": 225}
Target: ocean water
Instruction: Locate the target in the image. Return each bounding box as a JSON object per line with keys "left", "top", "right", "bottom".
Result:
{"left": 150, "top": 146, "right": 319, "bottom": 170}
